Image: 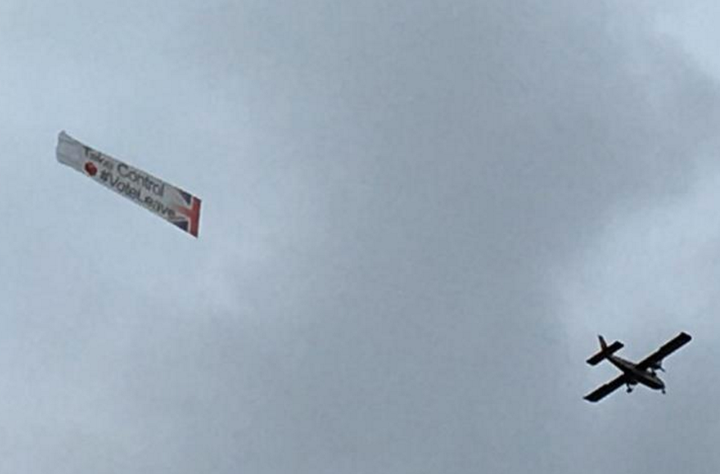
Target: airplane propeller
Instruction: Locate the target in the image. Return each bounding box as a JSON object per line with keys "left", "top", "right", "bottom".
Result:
{"left": 650, "top": 361, "right": 664, "bottom": 373}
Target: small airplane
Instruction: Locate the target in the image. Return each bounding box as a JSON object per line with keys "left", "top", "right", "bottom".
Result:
{"left": 584, "top": 332, "right": 692, "bottom": 402}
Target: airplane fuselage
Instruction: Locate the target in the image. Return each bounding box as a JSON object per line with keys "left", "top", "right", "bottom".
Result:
{"left": 607, "top": 355, "right": 665, "bottom": 391}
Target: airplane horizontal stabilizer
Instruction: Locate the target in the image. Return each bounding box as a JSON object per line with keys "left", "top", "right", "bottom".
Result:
{"left": 586, "top": 340, "right": 624, "bottom": 366}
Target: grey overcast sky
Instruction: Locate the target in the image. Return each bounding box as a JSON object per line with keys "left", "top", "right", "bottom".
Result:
{"left": 1, "top": 1, "right": 720, "bottom": 472}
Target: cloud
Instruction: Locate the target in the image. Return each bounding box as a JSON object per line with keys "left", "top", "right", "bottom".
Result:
{"left": 0, "top": 1, "right": 719, "bottom": 473}
{"left": 177, "top": 2, "right": 720, "bottom": 472}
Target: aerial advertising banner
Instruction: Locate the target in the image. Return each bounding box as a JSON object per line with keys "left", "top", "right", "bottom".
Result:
{"left": 56, "top": 131, "right": 201, "bottom": 237}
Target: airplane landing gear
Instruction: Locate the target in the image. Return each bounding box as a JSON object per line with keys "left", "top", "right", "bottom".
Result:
{"left": 626, "top": 385, "right": 634, "bottom": 393}
{"left": 661, "top": 388, "right": 666, "bottom": 395}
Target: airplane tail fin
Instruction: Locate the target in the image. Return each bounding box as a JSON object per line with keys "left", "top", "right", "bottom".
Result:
{"left": 586, "top": 335, "right": 624, "bottom": 366}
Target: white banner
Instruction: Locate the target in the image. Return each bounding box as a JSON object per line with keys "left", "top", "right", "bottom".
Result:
{"left": 56, "top": 131, "right": 201, "bottom": 237}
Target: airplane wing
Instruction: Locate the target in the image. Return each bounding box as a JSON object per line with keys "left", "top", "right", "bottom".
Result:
{"left": 636, "top": 332, "right": 692, "bottom": 371}
{"left": 584, "top": 374, "right": 628, "bottom": 402}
